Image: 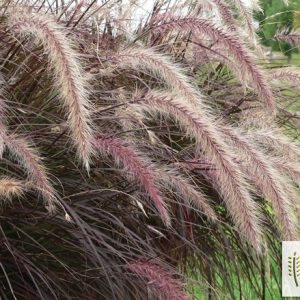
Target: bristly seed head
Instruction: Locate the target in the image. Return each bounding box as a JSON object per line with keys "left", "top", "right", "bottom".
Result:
{"left": 8, "top": 10, "right": 95, "bottom": 171}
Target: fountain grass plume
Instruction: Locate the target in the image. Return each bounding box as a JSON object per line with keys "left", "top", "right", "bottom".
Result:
{"left": 128, "top": 260, "right": 189, "bottom": 300}
{"left": 152, "top": 16, "right": 275, "bottom": 113}
{"left": 8, "top": 10, "right": 95, "bottom": 171}
{"left": 223, "top": 127, "right": 298, "bottom": 240}
{"left": 94, "top": 136, "right": 171, "bottom": 226}
{"left": 249, "top": 129, "right": 300, "bottom": 162}
{"left": 154, "top": 167, "right": 217, "bottom": 221}
{"left": 132, "top": 90, "right": 262, "bottom": 250}
{"left": 117, "top": 46, "right": 204, "bottom": 107}
{"left": 4, "top": 134, "right": 58, "bottom": 212}
{"left": 275, "top": 29, "right": 300, "bottom": 50}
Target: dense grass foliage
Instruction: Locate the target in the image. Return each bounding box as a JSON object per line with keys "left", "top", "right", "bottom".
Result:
{"left": 0, "top": 0, "right": 300, "bottom": 299}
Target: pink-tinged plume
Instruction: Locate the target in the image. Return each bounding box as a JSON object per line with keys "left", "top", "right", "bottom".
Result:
{"left": 269, "top": 67, "right": 300, "bottom": 87}
{"left": 153, "top": 16, "right": 275, "bottom": 113}
{"left": 94, "top": 137, "right": 171, "bottom": 226}
{"left": 4, "top": 134, "right": 58, "bottom": 212}
{"left": 201, "top": 0, "right": 237, "bottom": 32}
{"left": 154, "top": 167, "right": 217, "bottom": 221}
{"left": 249, "top": 129, "right": 300, "bottom": 162}
{"left": 223, "top": 127, "right": 298, "bottom": 240}
{"left": 135, "top": 90, "right": 262, "bottom": 250}
{"left": 117, "top": 46, "right": 203, "bottom": 106}
{"left": 275, "top": 30, "right": 300, "bottom": 50}
{"left": 128, "top": 260, "right": 189, "bottom": 300}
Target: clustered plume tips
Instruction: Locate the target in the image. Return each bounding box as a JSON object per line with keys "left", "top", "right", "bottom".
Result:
{"left": 8, "top": 11, "right": 94, "bottom": 171}
{"left": 94, "top": 137, "right": 171, "bottom": 226}
{"left": 0, "top": 177, "right": 24, "bottom": 200}
{"left": 231, "top": 0, "right": 257, "bottom": 41}
{"left": 134, "top": 90, "right": 262, "bottom": 250}
{"left": 152, "top": 16, "right": 276, "bottom": 113}
{"left": 223, "top": 127, "right": 298, "bottom": 240}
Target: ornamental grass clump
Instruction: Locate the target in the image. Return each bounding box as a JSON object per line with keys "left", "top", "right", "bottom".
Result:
{"left": 0, "top": 0, "right": 299, "bottom": 299}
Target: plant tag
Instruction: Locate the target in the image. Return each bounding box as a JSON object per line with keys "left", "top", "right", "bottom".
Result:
{"left": 282, "top": 241, "right": 300, "bottom": 297}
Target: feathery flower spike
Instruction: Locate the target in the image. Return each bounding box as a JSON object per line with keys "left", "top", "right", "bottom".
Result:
{"left": 275, "top": 30, "right": 300, "bottom": 50}
{"left": 128, "top": 260, "right": 189, "bottom": 300}
{"left": 8, "top": 11, "right": 94, "bottom": 170}
{"left": 269, "top": 67, "right": 300, "bottom": 86}
{"left": 155, "top": 168, "right": 217, "bottom": 221}
{"left": 230, "top": 0, "right": 257, "bottom": 41}
{"left": 4, "top": 135, "right": 58, "bottom": 212}
{"left": 154, "top": 16, "right": 275, "bottom": 113}
{"left": 223, "top": 127, "right": 297, "bottom": 240}
{"left": 94, "top": 137, "right": 171, "bottom": 226}
{"left": 196, "top": 0, "right": 237, "bottom": 32}
{"left": 135, "top": 90, "right": 262, "bottom": 249}
{"left": 118, "top": 46, "right": 203, "bottom": 106}
{"left": 249, "top": 129, "right": 300, "bottom": 162}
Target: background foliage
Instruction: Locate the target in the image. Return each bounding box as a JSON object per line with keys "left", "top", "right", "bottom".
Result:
{"left": 256, "top": 0, "right": 300, "bottom": 58}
